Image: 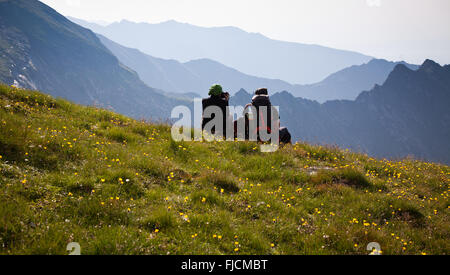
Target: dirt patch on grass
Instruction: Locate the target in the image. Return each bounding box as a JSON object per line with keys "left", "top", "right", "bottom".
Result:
{"left": 200, "top": 171, "right": 240, "bottom": 193}
{"left": 396, "top": 209, "right": 425, "bottom": 227}
{"left": 310, "top": 167, "right": 371, "bottom": 189}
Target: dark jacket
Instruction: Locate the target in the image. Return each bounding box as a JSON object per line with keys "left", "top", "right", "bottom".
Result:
{"left": 251, "top": 94, "right": 278, "bottom": 136}
{"left": 202, "top": 95, "right": 230, "bottom": 137}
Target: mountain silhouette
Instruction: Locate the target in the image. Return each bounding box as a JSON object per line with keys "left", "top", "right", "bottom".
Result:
{"left": 69, "top": 17, "right": 372, "bottom": 84}
{"left": 291, "top": 59, "right": 419, "bottom": 102}
{"left": 0, "top": 0, "right": 187, "bottom": 119}
{"left": 97, "top": 34, "right": 413, "bottom": 101}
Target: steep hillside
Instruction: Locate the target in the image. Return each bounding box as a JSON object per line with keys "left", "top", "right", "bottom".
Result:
{"left": 231, "top": 60, "right": 450, "bottom": 164}
{"left": 69, "top": 17, "right": 371, "bottom": 84}
{"left": 0, "top": 0, "right": 187, "bottom": 119}
{"left": 0, "top": 84, "right": 448, "bottom": 255}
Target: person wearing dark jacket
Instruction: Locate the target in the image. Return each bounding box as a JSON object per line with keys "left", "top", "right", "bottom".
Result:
{"left": 249, "top": 88, "right": 276, "bottom": 141}
{"left": 202, "top": 84, "right": 230, "bottom": 138}
{"left": 245, "top": 88, "right": 291, "bottom": 144}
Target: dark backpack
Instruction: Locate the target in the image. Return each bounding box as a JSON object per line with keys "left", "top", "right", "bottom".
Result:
{"left": 202, "top": 95, "right": 229, "bottom": 137}
{"left": 279, "top": 127, "right": 292, "bottom": 144}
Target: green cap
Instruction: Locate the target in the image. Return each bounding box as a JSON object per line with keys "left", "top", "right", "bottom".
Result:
{"left": 209, "top": 84, "right": 223, "bottom": 96}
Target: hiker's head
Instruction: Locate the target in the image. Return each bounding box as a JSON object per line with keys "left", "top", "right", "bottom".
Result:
{"left": 255, "top": 88, "right": 268, "bottom": 96}
{"left": 209, "top": 84, "right": 223, "bottom": 96}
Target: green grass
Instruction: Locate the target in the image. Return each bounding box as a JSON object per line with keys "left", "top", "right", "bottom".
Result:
{"left": 0, "top": 84, "right": 449, "bottom": 255}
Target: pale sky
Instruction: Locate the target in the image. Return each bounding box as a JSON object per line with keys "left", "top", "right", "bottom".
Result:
{"left": 40, "top": 0, "right": 450, "bottom": 65}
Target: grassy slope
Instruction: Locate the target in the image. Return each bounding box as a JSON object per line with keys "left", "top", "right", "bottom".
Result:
{"left": 0, "top": 84, "right": 448, "bottom": 255}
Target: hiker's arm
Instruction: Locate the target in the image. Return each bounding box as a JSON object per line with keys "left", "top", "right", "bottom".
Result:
{"left": 244, "top": 103, "right": 252, "bottom": 110}
{"left": 223, "top": 92, "right": 230, "bottom": 101}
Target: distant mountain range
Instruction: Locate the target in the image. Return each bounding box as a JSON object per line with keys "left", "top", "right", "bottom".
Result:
{"left": 97, "top": 34, "right": 293, "bottom": 98}
{"left": 0, "top": 0, "right": 187, "bottom": 119}
{"left": 69, "top": 17, "right": 372, "bottom": 84}
{"left": 97, "top": 34, "right": 417, "bottom": 102}
{"left": 231, "top": 60, "right": 450, "bottom": 164}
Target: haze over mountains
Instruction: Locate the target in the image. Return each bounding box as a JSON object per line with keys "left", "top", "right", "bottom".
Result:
{"left": 97, "top": 33, "right": 418, "bottom": 102}
{"left": 231, "top": 60, "right": 450, "bottom": 164}
{"left": 97, "top": 34, "right": 293, "bottom": 98}
{"left": 0, "top": 0, "right": 187, "bottom": 119}
{"left": 291, "top": 59, "right": 419, "bottom": 102}
{"left": 69, "top": 17, "right": 372, "bottom": 85}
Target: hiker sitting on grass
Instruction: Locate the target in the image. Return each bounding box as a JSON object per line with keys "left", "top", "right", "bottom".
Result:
{"left": 201, "top": 84, "right": 231, "bottom": 139}
{"left": 237, "top": 88, "right": 291, "bottom": 144}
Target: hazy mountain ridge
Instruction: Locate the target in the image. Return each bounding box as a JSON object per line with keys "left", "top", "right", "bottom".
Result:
{"left": 291, "top": 59, "right": 420, "bottom": 102}
{"left": 97, "top": 34, "right": 296, "bottom": 97}
{"left": 97, "top": 33, "right": 415, "bottom": 101}
{"left": 70, "top": 17, "right": 372, "bottom": 84}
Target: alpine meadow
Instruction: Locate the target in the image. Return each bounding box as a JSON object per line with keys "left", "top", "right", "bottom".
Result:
{"left": 0, "top": 0, "right": 449, "bottom": 259}
{"left": 0, "top": 84, "right": 448, "bottom": 255}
